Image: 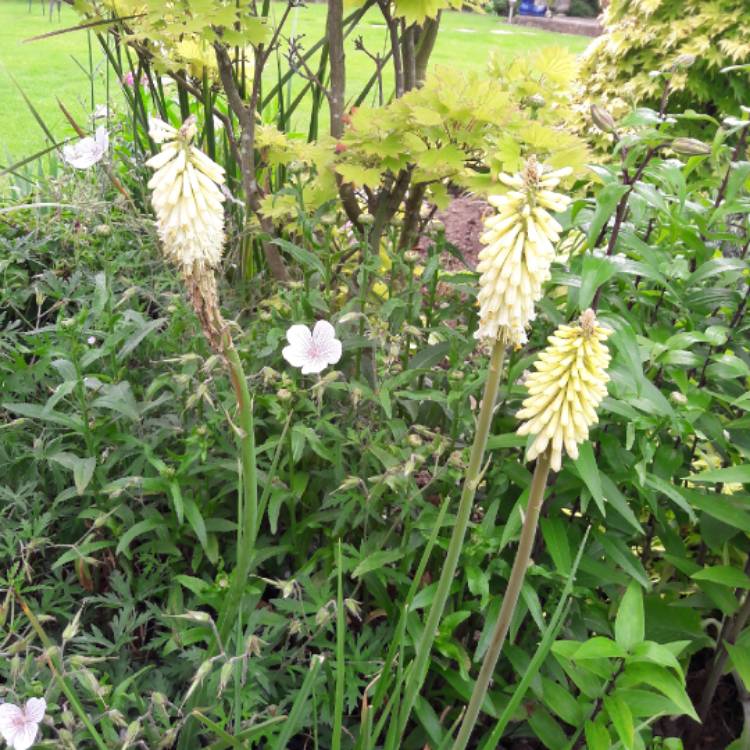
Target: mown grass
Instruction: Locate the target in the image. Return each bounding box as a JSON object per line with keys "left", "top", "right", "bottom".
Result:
{"left": 0, "top": 0, "right": 590, "bottom": 163}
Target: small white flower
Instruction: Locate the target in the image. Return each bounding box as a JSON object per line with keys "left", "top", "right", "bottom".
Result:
{"left": 62, "top": 128, "right": 108, "bottom": 169}
{"left": 282, "top": 321, "right": 342, "bottom": 375}
{"left": 0, "top": 698, "right": 46, "bottom": 750}
{"left": 87, "top": 336, "right": 97, "bottom": 345}
{"left": 92, "top": 104, "right": 110, "bottom": 120}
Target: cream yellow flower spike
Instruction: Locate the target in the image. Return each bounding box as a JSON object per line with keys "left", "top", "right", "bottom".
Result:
{"left": 475, "top": 157, "right": 572, "bottom": 346}
{"left": 146, "top": 116, "right": 226, "bottom": 272}
{"left": 516, "top": 309, "right": 611, "bottom": 471}
{"left": 146, "top": 116, "right": 228, "bottom": 351}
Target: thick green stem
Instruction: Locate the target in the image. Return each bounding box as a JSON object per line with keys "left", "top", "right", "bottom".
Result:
{"left": 178, "top": 339, "right": 258, "bottom": 749}
{"left": 397, "top": 340, "right": 507, "bottom": 738}
{"left": 451, "top": 450, "right": 552, "bottom": 750}
{"left": 217, "top": 341, "right": 259, "bottom": 645}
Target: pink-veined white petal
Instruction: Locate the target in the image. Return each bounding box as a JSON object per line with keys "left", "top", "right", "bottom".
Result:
{"left": 0, "top": 698, "right": 45, "bottom": 750}
{"left": 286, "top": 324, "right": 313, "bottom": 350}
{"left": 282, "top": 321, "right": 342, "bottom": 375}
{"left": 0, "top": 703, "right": 23, "bottom": 741}
{"left": 22, "top": 699, "right": 45, "bottom": 725}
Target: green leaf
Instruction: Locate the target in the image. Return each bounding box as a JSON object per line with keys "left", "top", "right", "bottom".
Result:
{"left": 116, "top": 517, "right": 163, "bottom": 557}
{"left": 615, "top": 582, "right": 644, "bottom": 652}
{"left": 682, "top": 488, "right": 750, "bottom": 533}
{"left": 686, "top": 465, "right": 750, "bottom": 484}
{"left": 49, "top": 452, "right": 96, "bottom": 495}
{"left": 692, "top": 565, "right": 750, "bottom": 588}
{"left": 352, "top": 549, "right": 404, "bottom": 578}
{"left": 688, "top": 257, "right": 747, "bottom": 286}
{"left": 272, "top": 238, "right": 326, "bottom": 278}
{"left": 573, "top": 636, "right": 627, "bottom": 660}
{"left": 572, "top": 442, "right": 605, "bottom": 515}
{"left": 586, "top": 183, "right": 629, "bottom": 247}
{"left": 540, "top": 677, "right": 582, "bottom": 726}
{"left": 527, "top": 705, "right": 568, "bottom": 750}
{"left": 604, "top": 694, "right": 635, "bottom": 750}
{"left": 585, "top": 720, "right": 611, "bottom": 750}
{"left": 118, "top": 317, "right": 166, "bottom": 360}
{"left": 53, "top": 540, "right": 112, "bottom": 570}
{"left": 579, "top": 255, "right": 617, "bottom": 309}
{"left": 620, "top": 663, "right": 698, "bottom": 721}
{"left": 92, "top": 382, "right": 140, "bottom": 421}
{"left": 726, "top": 643, "right": 750, "bottom": 692}
{"left": 540, "top": 517, "right": 571, "bottom": 576}
{"left": 3, "top": 402, "right": 84, "bottom": 430}
{"left": 183, "top": 498, "right": 209, "bottom": 552}
{"left": 408, "top": 342, "right": 450, "bottom": 370}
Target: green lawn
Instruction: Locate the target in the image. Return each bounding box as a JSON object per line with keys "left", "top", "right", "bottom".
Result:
{"left": 0, "top": 0, "right": 590, "bottom": 164}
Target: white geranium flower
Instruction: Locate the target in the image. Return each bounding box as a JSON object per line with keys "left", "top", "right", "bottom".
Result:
{"left": 0, "top": 698, "right": 46, "bottom": 750}
{"left": 282, "top": 321, "right": 342, "bottom": 375}
{"left": 62, "top": 127, "right": 108, "bottom": 169}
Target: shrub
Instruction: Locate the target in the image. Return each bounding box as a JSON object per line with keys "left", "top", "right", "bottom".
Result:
{"left": 579, "top": 0, "right": 750, "bottom": 117}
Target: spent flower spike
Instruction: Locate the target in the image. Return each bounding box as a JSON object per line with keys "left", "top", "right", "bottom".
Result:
{"left": 516, "top": 309, "right": 611, "bottom": 471}
{"left": 475, "top": 157, "right": 572, "bottom": 345}
{"left": 62, "top": 127, "right": 108, "bottom": 170}
{"left": 0, "top": 698, "right": 46, "bottom": 750}
{"left": 283, "top": 321, "right": 342, "bottom": 375}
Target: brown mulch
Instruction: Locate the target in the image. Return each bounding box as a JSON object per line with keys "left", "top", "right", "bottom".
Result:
{"left": 420, "top": 195, "right": 489, "bottom": 271}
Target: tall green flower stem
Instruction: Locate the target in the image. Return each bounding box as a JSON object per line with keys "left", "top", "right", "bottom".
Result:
{"left": 397, "top": 340, "right": 507, "bottom": 738}
{"left": 16, "top": 592, "right": 108, "bottom": 750}
{"left": 216, "top": 337, "right": 258, "bottom": 644}
{"left": 451, "top": 449, "right": 552, "bottom": 750}
{"left": 179, "top": 337, "right": 258, "bottom": 750}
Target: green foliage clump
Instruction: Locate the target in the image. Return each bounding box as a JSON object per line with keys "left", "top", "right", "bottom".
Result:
{"left": 579, "top": 0, "right": 750, "bottom": 116}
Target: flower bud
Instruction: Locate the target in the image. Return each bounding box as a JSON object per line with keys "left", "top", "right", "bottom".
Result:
{"left": 219, "top": 660, "right": 234, "bottom": 694}
{"left": 359, "top": 214, "right": 375, "bottom": 226}
{"left": 670, "top": 391, "right": 688, "bottom": 405}
{"left": 62, "top": 609, "right": 82, "bottom": 642}
{"left": 527, "top": 94, "right": 546, "bottom": 109}
{"left": 591, "top": 104, "right": 616, "bottom": 133}
{"left": 671, "top": 138, "right": 711, "bottom": 156}
{"left": 672, "top": 54, "right": 696, "bottom": 70}
{"left": 407, "top": 434, "right": 423, "bottom": 447}
{"left": 276, "top": 387, "right": 293, "bottom": 402}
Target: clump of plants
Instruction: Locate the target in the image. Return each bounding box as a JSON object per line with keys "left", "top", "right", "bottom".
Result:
{"left": 2, "top": 1, "right": 750, "bottom": 749}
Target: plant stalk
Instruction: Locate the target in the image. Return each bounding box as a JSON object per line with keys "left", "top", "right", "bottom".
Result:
{"left": 396, "top": 339, "right": 507, "bottom": 738}
{"left": 451, "top": 449, "right": 552, "bottom": 750}
{"left": 216, "top": 340, "right": 259, "bottom": 645}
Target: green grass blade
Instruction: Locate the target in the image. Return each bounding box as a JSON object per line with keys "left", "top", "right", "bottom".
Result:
{"left": 8, "top": 73, "right": 58, "bottom": 146}
{"left": 272, "top": 656, "right": 325, "bottom": 750}
{"left": 369, "top": 493, "right": 451, "bottom": 718}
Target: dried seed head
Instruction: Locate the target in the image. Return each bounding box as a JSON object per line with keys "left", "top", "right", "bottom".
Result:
{"left": 181, "top": 262, "right": 226, "bottom": 352}
{"left": 475, "top": 158, "right": 572, "bottom": 345}
{"left": 516, "top": 310, "right": 611, "bottom": 471}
